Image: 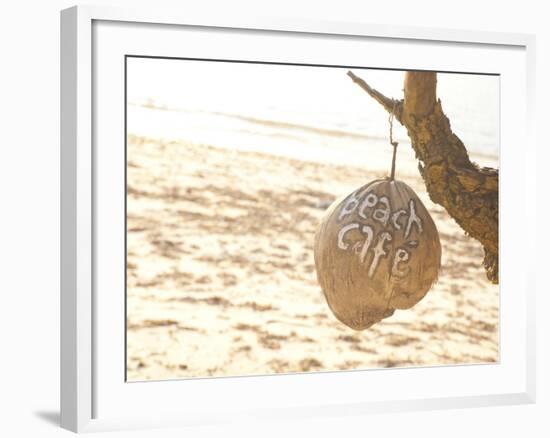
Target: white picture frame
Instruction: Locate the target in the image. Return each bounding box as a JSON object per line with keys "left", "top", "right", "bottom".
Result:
{"left": 60, "top": 4, "right": 536, "bottom": 433}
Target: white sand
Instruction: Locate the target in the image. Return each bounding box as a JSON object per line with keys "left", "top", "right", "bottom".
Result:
{"left": 126, "top": 134, "right": 499, "bottom": 381}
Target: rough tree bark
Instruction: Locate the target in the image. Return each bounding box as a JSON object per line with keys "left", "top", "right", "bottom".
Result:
{"left": 347, "top": 71, "right": 499, "bottom": 284}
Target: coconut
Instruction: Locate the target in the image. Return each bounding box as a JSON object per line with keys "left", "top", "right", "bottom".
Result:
{"left": 314, "top": 178, "right": 441, "bottom": 330}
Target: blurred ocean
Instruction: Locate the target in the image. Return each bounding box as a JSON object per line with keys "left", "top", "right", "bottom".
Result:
{"left": 127, "top": 58, "right": 499, "bottom": 170}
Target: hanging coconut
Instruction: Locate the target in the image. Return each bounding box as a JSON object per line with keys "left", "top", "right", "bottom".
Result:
{"left": 314, "top": 95, "right": 442, "bottom": 332}
{"left": 314, "top": 178, "right": 441, "bottom": 330}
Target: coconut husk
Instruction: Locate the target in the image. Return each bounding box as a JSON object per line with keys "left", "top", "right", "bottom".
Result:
{"left": 314, "top": 178, "right": 441, "bottom": 330}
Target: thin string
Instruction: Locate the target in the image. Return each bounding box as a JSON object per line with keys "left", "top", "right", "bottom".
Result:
{"left": 388, "top": 100, "right": 398, "bottom": 181}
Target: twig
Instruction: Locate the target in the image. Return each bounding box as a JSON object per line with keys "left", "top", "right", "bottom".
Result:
{"left": 347, "top": 71, "right": 403, "bottom": 123}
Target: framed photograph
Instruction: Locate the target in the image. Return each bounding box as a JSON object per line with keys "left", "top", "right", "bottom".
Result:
{"left": 60, "top": 5, "right": 536, "bottom": 433}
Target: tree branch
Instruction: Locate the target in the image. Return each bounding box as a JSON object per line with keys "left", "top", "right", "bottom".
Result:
{"left": 347, "top": 70, "right": 499, "bottom": 284}
{"left": 347, "top": 71, "right": 404, "bottom": 121}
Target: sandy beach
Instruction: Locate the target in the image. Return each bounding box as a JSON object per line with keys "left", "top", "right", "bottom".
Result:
{"left": 126, "top": 133, "right": 499, "bottom": 381}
